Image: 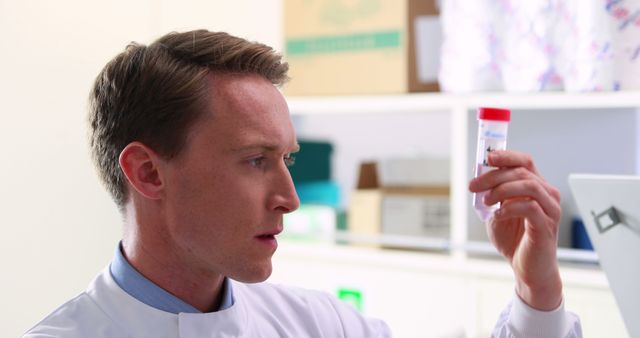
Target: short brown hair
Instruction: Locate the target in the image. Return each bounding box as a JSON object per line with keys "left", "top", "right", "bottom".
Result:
{"left": 89, "top": 30, "right": 289, "bottom": 208}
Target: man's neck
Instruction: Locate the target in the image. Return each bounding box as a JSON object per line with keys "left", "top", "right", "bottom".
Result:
{"left": 121, "top": 238, "right": 225, "bottom": 313}
{"left": 121, "top": 203, "right": 225, "bottom": 313}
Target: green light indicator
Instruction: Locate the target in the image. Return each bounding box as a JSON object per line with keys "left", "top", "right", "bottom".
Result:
{"left": 337, "top": 288, "right": 363, "bottom": 312}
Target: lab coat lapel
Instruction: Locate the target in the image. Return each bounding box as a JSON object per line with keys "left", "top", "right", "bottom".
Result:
{"left": 178, "top": 299, "right": 247, "bottom": 338}
{"left": 88, "top": 268, "right": 180, "bottom": 337}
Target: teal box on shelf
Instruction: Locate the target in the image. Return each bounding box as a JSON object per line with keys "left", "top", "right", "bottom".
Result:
{"left": 288, "top": 140, "right": 333, "bottom": 183}
{"left": 295, "top": 181, "right": 341, "bottom": 208}
{"left": 284, "top": 140, "right": 340, "bottom": 241}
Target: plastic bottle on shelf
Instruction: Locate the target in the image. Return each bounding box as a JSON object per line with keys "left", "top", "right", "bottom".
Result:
{"left": 473, "top": 107, "right": 511, "bottom": 222}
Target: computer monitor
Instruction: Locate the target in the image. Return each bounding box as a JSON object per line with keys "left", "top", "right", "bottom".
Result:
{"left": 569, "top": 174, "right": 640, "bottom": 338}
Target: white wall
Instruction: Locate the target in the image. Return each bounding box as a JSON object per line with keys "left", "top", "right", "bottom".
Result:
{"left": 0, "top": 1, "right": 282, "bottom": 335}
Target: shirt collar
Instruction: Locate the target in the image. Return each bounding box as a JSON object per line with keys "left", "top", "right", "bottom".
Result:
{"left": 109, "top": 242, "right": 234, "bottom": 314}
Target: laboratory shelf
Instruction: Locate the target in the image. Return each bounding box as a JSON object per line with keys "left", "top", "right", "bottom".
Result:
{"left": 287, "top": 91, "right": 640, "bottom": 115}
{"left": 285, "top": 91, "right": 639, "bottom": 265}
{"left": 276, "top": 240, "right": 608, "bottom": 290}
{"left": 269, "top": 240, "right": 624, "bottom": 337}
{"left": 329, "top": 230, "right": 598, "bottom": 264}
{"left": 274, "top": 235, "right": 622, "bottom": 337}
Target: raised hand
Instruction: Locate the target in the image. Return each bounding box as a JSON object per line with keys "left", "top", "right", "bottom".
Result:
{"left": 469, "top": 150, "right": 563, "bottom": 311}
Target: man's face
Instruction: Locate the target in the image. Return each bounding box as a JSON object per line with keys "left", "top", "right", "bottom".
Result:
{"left": 160, "top": 73, "right": 300, "bottom": 283}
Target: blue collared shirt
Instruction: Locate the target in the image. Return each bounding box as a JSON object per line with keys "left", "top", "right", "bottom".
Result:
{"left": 109, "top": 243, "right": 234, "bottom": 313}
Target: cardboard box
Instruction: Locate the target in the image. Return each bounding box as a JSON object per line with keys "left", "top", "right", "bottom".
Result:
{"left": 381, "top": 187, "right": 450, "bottom": 240}
{"left": 284, "top": 0, "right": 440, "bottom": 95}
{"left": 349, "top": 189, "right": 384, "bottom": 240}
{"left": 348, "top": 160, "right": 450, "bottom": 246}
{"left": 378, "top": 157, "right": 449, "bottom": 187}
{"left": 348, "top": 162, "right": 383, "bottom": 246}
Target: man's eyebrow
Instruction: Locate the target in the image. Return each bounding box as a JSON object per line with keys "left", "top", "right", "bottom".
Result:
{"left": 231, "top": 142, "right": 300, "bottom": 153}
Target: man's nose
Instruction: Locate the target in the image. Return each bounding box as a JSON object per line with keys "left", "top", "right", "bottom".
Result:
{"left": 269, "top": 165, "right": 300, "bottom": 213}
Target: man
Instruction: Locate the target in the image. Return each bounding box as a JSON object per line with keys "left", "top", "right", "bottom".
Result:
{"left": 24, "top": 30, "right": 581, "bottom": 337}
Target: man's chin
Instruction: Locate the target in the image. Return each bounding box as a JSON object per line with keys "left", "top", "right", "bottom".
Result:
{"left": 230, "top": 263, "right": 272, "bottom": 284}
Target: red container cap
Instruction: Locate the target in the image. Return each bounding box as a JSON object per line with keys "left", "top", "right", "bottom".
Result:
{"left": 478, "top": 107, "right": 511, "bottom": 122}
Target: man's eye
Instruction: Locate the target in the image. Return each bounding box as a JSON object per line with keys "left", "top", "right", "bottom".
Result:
{"left": 249, "top": 157, "right": 266, "bottom": 168}
{"left": 284, "top": 153, "right": 296, "bottom": 167}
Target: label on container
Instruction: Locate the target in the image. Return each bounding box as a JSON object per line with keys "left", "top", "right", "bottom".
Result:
{"left": 473, "top": 120, "right": 508, "bottom": 221}
{"left": 476, "top": 137, "right": 507, "bottom": 167}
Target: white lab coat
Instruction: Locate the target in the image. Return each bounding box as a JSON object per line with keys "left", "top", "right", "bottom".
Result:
{"left": 24, "top": 267, "right": 582, "bottom": 337}
{"left": 23, "top": 268, "right": 391, "bottom": 337}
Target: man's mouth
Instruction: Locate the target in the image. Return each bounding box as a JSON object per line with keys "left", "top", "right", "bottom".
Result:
{"left": 256, "top": 227, "right": 283, "bottom": 239}
{"left": 254, "top": 227, "right": 283, "bottom": 248}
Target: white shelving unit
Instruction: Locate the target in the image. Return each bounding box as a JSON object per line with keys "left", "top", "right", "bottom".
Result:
{"left": 270, "top": 241, "right": 626, "bottom": 337}
{"left": 288, "top": 91, "right": 640, "bottom": 114}
{"left": 287, "top": 92, "right": 640, "bottom": 263}
{"left": 280, "top": 92, "right": 637, "bottom": 336}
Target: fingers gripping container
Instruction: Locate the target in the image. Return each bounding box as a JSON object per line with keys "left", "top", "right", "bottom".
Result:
{"left": 473, "top": 107, "right": 511, "bottom": 221}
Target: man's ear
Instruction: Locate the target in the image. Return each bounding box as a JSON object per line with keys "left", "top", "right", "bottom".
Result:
{"left": 119, "top": 142, "right": 165, "bottom": 201}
